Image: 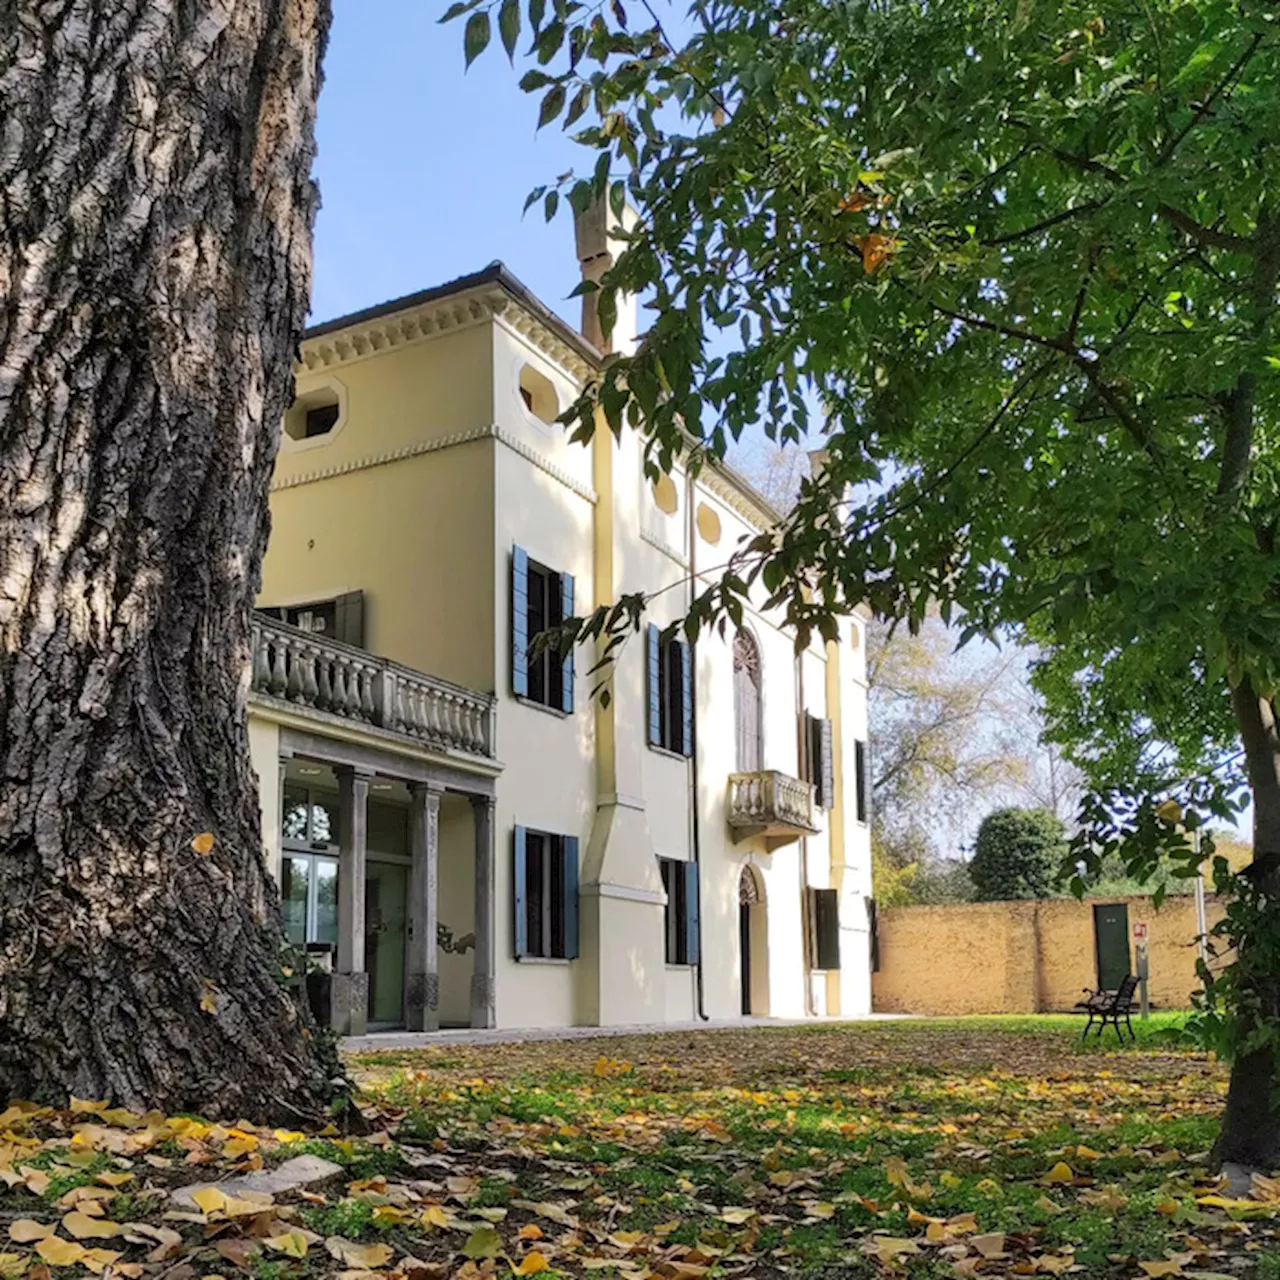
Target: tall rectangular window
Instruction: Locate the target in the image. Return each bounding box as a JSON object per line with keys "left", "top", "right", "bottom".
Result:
{"left": 647, "top": 625, "right": 693, "bottom": 756}
{"left": 513, "top": 827, "right": 579, "bottom": 960}
{"left": 512, "top": 548, "right": 574, "bottom": 713}
{"left": 807, "top": 888, "right": 841, "bottom": 971}
{"left": 806, "top": 714, "right": 835, "bottom": 810}
{"left": 659, "top": 857, "right": 700, "bottom": 966}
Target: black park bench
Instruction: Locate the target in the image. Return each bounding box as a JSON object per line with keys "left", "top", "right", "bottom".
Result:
{"left": 1074, "top": 973, "right": 1140, "bottom": 1042}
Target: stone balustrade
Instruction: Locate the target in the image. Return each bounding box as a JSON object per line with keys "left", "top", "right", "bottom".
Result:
{"left": 727, "top": 770, "right": 819, "bottom": 848}
{"left": 250, "top": 614, "right": 495, "bottom": 759}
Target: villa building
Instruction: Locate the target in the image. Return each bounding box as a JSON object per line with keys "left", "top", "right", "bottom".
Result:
{"left": 245, "top": 206, "right": 873, "bottom": 1036}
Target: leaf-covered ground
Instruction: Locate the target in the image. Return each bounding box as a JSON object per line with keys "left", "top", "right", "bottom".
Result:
{"left": 3, "top": 1017, "right": 1279, "bottom": 1280}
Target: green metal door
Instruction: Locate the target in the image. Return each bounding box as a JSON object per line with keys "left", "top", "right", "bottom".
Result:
{"left": 1093, "top": 903, "right": 1131, "bottom": 991}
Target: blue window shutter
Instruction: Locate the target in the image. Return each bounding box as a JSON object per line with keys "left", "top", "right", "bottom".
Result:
{"left": 562, "top": 836, "right": 580, "bottom": 960}
{"left": 513, "top": 826, "right": 528, "bottom": 958}
{"left": 647, "top": 625, "right": 661, "bottom": 746}
{"left": 511, "top": 547, "right": 529, "bottom": 698}
{"left": 560, "top": 572, "right": 575, "bottom": 714}
{"left": 684, "top": 862, "right": 700, "bottom": 967}
{"left": 680, "top": 640, "right": 694, "bottom": 758}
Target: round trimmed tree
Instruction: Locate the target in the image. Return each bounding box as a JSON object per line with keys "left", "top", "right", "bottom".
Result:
{"left": 969, "top": 809, "right": 1068, "bottom": 902}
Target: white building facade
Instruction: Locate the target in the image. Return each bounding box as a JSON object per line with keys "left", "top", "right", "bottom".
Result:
{"left": 245, "top": 214, "right": 873, "bottom": 1035}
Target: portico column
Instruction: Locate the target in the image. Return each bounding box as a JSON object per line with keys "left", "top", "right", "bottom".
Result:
{"left": 405, "top": 783, "right": 442, "bottom": 1031}
{"left": 469, "top": 794, "right": 496, "bottom": 1030}
{"left": 333, "top": 766, "right": 370, "bottom": 1036}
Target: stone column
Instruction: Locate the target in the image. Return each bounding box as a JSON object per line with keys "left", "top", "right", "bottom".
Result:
{"left": 405, "top": 783, "right": 442, "bottom": 1031}
{"left": 469, "top": 794, "right": 496, "bottom": 1030}
{"left": 333, "top": 766, "right": 370, "bottom": 1036}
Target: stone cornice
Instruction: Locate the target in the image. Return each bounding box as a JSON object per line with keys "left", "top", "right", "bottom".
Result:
{"left": 697, "top": 464, "right": 779, "bottom": 534}
{"left": 298, "top": 282, "right": 599, "bottom": 388}
{"left": 269, "top": 423, "right": 598, "bottom": 505}
{"left": 299, "top": 286, "right": 505, "bottom": 374}
{"left": 492, "top": 303, "right": 597, "bottom": 384}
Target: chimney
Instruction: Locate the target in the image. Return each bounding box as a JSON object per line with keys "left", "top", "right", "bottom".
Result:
{"left": 574, "top": 195, "right": 638, "bottom": 356}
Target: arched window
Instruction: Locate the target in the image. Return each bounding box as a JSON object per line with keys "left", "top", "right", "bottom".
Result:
{"left": 733, "top": 630, "right": 763, "bottom": 772}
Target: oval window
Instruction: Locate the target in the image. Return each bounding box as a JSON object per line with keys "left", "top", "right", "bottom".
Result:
{"left": 518, "top": 363, "right": 559, "bottom": 424}
{"left": 652, "top": 474, "right": 679, "bottom": 515}
{"left": 696, "top": 502, "right": 722, "bottom": 545}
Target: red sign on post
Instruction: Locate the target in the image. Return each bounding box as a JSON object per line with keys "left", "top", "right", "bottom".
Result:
{"left": 1133, "top": 922, "right": 1148, "bottom": 940}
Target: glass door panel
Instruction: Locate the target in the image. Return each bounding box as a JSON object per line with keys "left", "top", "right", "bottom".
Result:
{"left": 281, "top": 855, "right": 311, "bottom": 946}
{"left": 314, "top": 858, "right": 339, "bottom": 947}
{"left": 366, "top": 861, "right": 408, "bottom": 1025}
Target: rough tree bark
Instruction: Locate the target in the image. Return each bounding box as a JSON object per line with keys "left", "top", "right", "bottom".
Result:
{"left": 1213, "top": 680, "right": 1280, "bottom": 1168}
{"left": 0, "top": 0, "right": 335, "bottom": 1117}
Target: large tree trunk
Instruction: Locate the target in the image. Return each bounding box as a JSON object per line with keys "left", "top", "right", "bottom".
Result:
{"left": 1212, "top": 680, "right": 1280, "bottom": 1168}
{"left": 0, "top": 0, "right": 334, "bottom": 1118}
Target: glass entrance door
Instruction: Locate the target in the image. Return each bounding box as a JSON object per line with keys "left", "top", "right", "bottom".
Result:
{"left": 281, "top": 852, "right": 339, "bottom": 949}
{"left": 366, "top": 860, "right": 408, "bottom": 1027}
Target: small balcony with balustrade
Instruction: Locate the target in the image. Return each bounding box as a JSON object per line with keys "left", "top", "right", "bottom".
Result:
{"left": 727, "top": 771, "right": 820, "bottom": 851}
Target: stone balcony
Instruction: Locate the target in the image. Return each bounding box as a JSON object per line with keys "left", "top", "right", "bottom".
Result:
{"left": 727, "top": 770, "right": 820, "bottom": 850}
{"left": 249, "top": 614, "right": 496, "bottom": 762}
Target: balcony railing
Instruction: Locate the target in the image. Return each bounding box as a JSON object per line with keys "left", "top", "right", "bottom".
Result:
{"left": 249, "top": 614, "right": 496, "bottom": 760}
{"left": 728, "top": 770, "right": 819, "bottom": 849}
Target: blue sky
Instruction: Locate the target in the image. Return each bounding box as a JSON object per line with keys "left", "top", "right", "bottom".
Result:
{"left": 309, "top": 0, "right": 587, "bottom": 328}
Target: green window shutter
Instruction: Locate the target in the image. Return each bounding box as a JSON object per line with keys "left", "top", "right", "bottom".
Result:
{"left": 809, "top": 716, "right": 834, "bottom": 808}
{"left": 854, "top": 739, "right": 869, "bottom": 823}
{"left": 680, "top": 640, "right": 694, "bottom": 757}
{"left": 810, "top": 888, "right": 840, "bottom": 971}
{"left": 511, "top": 548, "right": 530, "bottom": 698}
{"left": 334, "top": 590, "right": 364, "bottom": 649}
{"left": 684, "top": 862, "right": 701, "bottom": 967}
{"left": 513, "top": 826, "right": 529, "bottom": 958}
{"left": 562, "top": 835, "right": 580, "bottom": 960}
{"left": 560, "top": 572, "right": 575, "bottom": 714}
{"left": 867, "top": 897, "right": 880, "bottom": 972}
{"left": 647, "top": 625, "right": 661, "bottom": 746}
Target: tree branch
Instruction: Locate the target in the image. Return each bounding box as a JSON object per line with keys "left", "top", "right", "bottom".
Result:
{"left": 1156, "top": 202, "right": 1252, "bottom": 253}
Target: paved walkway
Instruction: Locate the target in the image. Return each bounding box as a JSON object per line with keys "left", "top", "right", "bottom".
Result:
{"left": 342, "top": 1013, "right": 903, "bottom": 1053}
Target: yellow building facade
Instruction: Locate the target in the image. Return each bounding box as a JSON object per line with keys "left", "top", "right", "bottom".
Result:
{"left": 246, "top": 213, "right": 873, "bottom": 1036}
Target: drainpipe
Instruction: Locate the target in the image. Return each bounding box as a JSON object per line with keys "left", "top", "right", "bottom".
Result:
{"left": 796, "top": 652, "right": 816, "bottom": 1017}
{"left": 687, "top": 469, "right": 709, "bottom": 1021}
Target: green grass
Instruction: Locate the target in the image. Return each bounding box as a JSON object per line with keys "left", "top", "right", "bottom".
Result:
{"left": 352, "top": 1016, "right": 1274, "bottom": 1278}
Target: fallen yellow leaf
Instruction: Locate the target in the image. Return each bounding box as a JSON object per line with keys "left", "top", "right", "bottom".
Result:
{"left": 7, "top": 1221, "right": 53, "bottom": 1244}
{"left": 325, "top": 1237, "right": 393, "bottom": 1269}
{"left": 78, "top": 1247, "right": 122, "bottom": 1275}
{"left": 191, "top": 832, "right": 216, "bottom": 855}
{"left": 35, "top": 1237, "right": 85, "bottom": 1267}
{"left": 190, "top": 1187, "right": 228, "bottom": 1216}
{"left": 265, "top": 1231, "right": 310, "bottom": 1258}
{"left": 512, "top": 1252, "right": 550, "bottom": 1276}
{"left": 1043, "top": 1162, "right": 1075, "bottom": 1185}
{"left": 61, "top": 1212, "right": 121, "bottom": 1240}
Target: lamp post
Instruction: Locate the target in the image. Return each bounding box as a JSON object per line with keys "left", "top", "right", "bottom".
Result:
{"left": 1192, "top": 827, "right": 1209, "bottom": 967}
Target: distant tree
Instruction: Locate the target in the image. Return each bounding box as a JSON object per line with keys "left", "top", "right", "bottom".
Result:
{"left": 912, "top": 859, "right": 978, "bottom": 906}
{"left": 969, "top": 809, "right": 1068, "bottom": 902}
{"left": 726, "top": 439, "right": 810, "bottom": 514}
{"left": 869, "top": 618, "right": 1034, "bottom": 854}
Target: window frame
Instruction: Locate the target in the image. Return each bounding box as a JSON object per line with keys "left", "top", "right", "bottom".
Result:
{"left": 807, "top": 887, "right": 841, "bottom": 972}
{"left": 511, "top": 548, "right": 575, "bottom": 713}
{"left": 647, "top": 625, "right": 693, "bottom": 757}
{"left": 513, "top": 826, "right": 579, "bottom": 961}
{"left": 659, "top": 857, "right": 700, "bottom": 966}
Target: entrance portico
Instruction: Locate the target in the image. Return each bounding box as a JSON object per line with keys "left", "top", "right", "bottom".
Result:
{"left": 249, "top": 614, "right": 501, "bottom": 1037}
